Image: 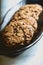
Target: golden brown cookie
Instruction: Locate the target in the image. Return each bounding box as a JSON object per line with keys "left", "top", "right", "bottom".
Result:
{"left": 14, "top": 4, "right": 42, "bottom": 20}
{"left": 1, "top": 17, "right": 37, "bottom": 46}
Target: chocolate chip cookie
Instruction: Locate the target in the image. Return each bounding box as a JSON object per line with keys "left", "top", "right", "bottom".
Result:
{"left": 14, "top": 4, "right": 42, "bottom": 20}
{"left": 1, "top": 17, "right": 37, "bottom": 46}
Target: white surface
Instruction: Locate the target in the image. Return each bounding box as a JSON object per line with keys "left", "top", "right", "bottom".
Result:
{"left": 1, "top": 0, "right": 23, "bottom": 18}
{"left": 0, "top": 37, "right": 43, "bottom": 65}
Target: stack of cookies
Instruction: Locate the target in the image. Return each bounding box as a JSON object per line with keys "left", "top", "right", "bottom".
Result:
{"left": 1, "top": 4, "right": 43, "bottom": 47}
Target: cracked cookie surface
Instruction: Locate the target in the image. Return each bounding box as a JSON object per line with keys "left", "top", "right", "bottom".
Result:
{"left": 14, "top": 4, "right": 42, "bottom": 20}
{"left": 1, "top": 17, "right": 37, "bottom": 46}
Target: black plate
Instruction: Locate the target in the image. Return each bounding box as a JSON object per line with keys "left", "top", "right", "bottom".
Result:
{"left": 0, "top": 0, "right": 43, "bottom": 57}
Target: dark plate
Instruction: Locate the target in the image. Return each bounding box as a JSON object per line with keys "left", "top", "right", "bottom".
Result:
{"left": 0, "top": 0, "right": 43, "bottom": 57}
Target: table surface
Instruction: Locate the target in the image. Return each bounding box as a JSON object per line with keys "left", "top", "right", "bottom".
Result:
{"left": 0, "top": 36, "right": 43, "bottom": 65}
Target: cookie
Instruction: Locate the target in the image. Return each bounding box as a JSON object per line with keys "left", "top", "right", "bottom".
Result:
{"left": 1, "top": 17, "right": 37, "bottom": 46}
{"left": 1, "top": 21, "right": 25, "bottom": 46}
{"left": 14, "top": 4, "right": 42, "bottom": 20}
